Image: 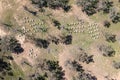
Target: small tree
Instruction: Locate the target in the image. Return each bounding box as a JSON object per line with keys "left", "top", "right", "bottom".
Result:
{"left": 79, "top": 53, "right": 94, "bottom": 64}
{"left": 52, "top": 19, "right": 61, "bottom": 30}
{"left": 62, "top": 35, "right": 72, "bottom": 45}
{"left": 99, "top": 45, "right": 115, "bottom": 57}
{"left": 31, "top": 0, "right": 71, "bottom": 11}
{"left": 1, "top": 36, "right": 24, "bottom": 54}
{"left": 35, "top": 38, "right": 50, "bottom": 49}
{"left": 113, "top": 61, "right": 120, "bottom": 69}
{"left": 110, "top": 8, "right": 120, "bottom": 23}
{"left": 101, "top": 0, "right": 113, "bottom": 13}
{"left": 103, "top": 20, "right": 111, "bottom": 28}
{"left": 76, "top": 0, "right": 99, "bottom": 15}
{"left": 105, "top": 33, "right": 116, "bottom": 42}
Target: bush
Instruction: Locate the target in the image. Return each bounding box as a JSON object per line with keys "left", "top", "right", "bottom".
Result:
{"left": 46, "top": 60, "right": 65, "bottom": 80}
{"left": 31, "top": 0, "right": 71, "bottom": 12}
{"left": 0, "top": 59, "right": 11, "bottom": 72}
{"left": 35, "top": 38, "right": 50, "bottom": 49}
{"left": 52, "top": 19, "right": 61, "bottom": 30}
{"left": 105, "top": 33, "right": 116, "bottom": 42}
{"left": 79, "top": 53, "right": 94, "bottom": 64}
{"left": 99, "top": 45, "right": 115, "bottom": 57}
{"left": 1, "top": 36, "right": 24, "bottom": 54}
{"left": 113, "top": 61, "right": 120, "bottom": 69}
{"left": 103, "top": 20, "right": 111, "bottom": 28}
{"left": 77, "top": 72, "right": 97, "bottom": 80}
{"left": 35, "top": 75, "right": 46, "bottom": 80}
{"left": 101, "top": 0, "right": 113, "bottom": 13}
{"left": 62, "top": 35, "right": 72, "bottom": 45}
{"left": 76, "top": 0, "right": 99, "bottom": 15}
{"left": 110, "top": 8, "right": 120, "bottom": 23}
{"left": 66, "top": 60, "right": 97, "bottom": 80}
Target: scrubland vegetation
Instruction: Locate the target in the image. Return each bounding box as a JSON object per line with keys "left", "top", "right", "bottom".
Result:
{"left": 0, "top": 0, "right": 120, "bottom": 80}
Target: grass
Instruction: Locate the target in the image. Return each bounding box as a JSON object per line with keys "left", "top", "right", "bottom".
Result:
{"left": 2, "top": 61, "right": 24, "bottom": 80}
{"left": 1, "top": 0, "right": 120, "bottom": 79}
{"left": 2, "top": 9, "right": 14, "bottom": 27}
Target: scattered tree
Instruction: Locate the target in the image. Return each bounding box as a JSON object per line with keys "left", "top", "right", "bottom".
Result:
{"left": 31, "top": 0, "right": 71, "bottom": 12}
{"left": 99, "top": 45, "right": 115, "bottom": 57}
{"left": 62, "top": 35, "right": 72, "bottom": 45}
{"left": 1, "top": 36, "right": 24, "bottom": 54}
{"left": 113, "top": 61, "right": 120, "bottom": 69}
{"left": 52, "top": 19, "right": 61, "bottom": 30}
{"left": 103, "top": 20, "right": 111, "bottom": 28}
{"left": 35, "top": 38, "right": 50, "bottom": 49}
{"left": 110, "top": 8, "right": 120, "bottom": 23}
{"left": 76, "top": 0, "right": 99, "bottom": 15}
{"left": 101, "top": 0, "right": 113, "bottom": 13}
{"left": 105, "top": 33, "right": 116, "bottom": 42}
{"left": 79, "top": 53, "right": 94, "bottom": 64}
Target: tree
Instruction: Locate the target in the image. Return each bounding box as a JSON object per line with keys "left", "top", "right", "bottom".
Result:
{"left": 101, "top": 0, "right": 113, "bottom": 13}
{"left": 79, "top": 53, "right": 94, "bottom": 64}
{"left": 35, "top": 75, "right": 46, "bottom": 80}
{"left": 1, "top": 36, "right": 24, "bottom": 54}
{"left": 76, "top": 0, "right": 99, "bottom": 15}
{"left": 105, "top": 33, "right": 116, "bottom": 42}
{"left": 46, "top": 60, "right": 65, "bottom": 80}
{"left": 103, "top": 20, "right": 111, "bottom": 28}
{"left": 35, "top": 38, "right": 50, "bottom": 49}
{"left": 110, "top": 8, "right": 120, "bottom": 23}
{"left": 113, "top": 61, "right": 120, "bottom": 69}
{"left": 77, "top": 72, "right": 97, "bottom": 80}
{"left": 99, "top": 45, "right": 115, "bottom": 57}
{"left": 62, "top": 35, "right": 72, "bottom": 45}
{"left": 52, "top": 19, "right": 61, "bottom": 30}
{"left": 31, "top": 0, "right": 71, "bottom": 12}
{"left": 65, "top": 60, "right": 97, "bottom": 80}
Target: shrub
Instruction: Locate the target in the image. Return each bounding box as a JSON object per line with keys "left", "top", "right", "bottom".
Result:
{"left": 77, "top": 72, "right": 97, "bottom": 80}
{"left": 113, "top": 61, "right": 120, "bottom": 69}
{"left": 1, "top": 36, "right": 24, "bottom": 54}
{"left": 79, "top": 53, "right": 94, "bottom": 64}
{"left": 105, "top": 33, "right": 116, "bottom": 42}
{"left": 62, "top": 35, "right": 72, "bottom": 45}
{"left": 76, "top": 0, "right": 99, "bottom": 15}
{"left": 52, "top": 19, "right": 61, "bottom": 30}
{"left": 101, "top": 0, "right": 113, "bottom": 13}
{"left": 99, "top": 45, "right": 115, "bottom": 57}
{"left": 46, "top": 60, "right": 65, "bottom": 80}
{"left": 35, "top": 38, "right": 50, "bottom": 49}
{"left": 103, "top": 20, "right": 111, "bottom": 28}
{"left": 31, "top": 0, "right": 71, "bottom": 12}
{"left": 110, "top": 8, "right": 120, "bottom": 23}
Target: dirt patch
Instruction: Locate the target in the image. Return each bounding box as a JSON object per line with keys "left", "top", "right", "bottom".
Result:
{"left": 0, "top": 27, "right": 7, "bottom": 37}
{"left": 12, "top": 40, "right": 41, "bottom": 71}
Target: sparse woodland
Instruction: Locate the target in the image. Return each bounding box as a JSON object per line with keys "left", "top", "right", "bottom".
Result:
{"left": 0, "top": 0, "right": 120, "bottom": 80}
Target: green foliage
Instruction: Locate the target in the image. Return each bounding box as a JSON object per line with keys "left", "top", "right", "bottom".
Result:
{"left": 46, "top": 60, "right": 65, "bottom": 80}
{"left": 113, "top": 61, "right": 120, "bottom": 69}
{"left": 76, "top": 0, "right": 99, "bottom": 15}
{"left": 34, "top": 38, "right": 50, "bottom": 49}
{"left": 0, "top": 36, "right": 24, "bottom": 54}
{"left": 79, "top": 53, "right": 94, "bottom": 64}
{"left": 105, "top": 33, "right": 116, "bottom": 42}
{"left": 103, "top": 20, "right": 111, "bottom": 28}
{"left": 99, "top": 45, "right": 115, "bottom": 57}
{"left": 31, "top": 0, "right": 71, "bottom": 11}
{"left": 52, "top": 19, "right": 61, "bottom": 30}
{"left": 110, "top": 9, "right": 120, "bottom": 23}
{"left": 66, "top": 60, "right": 97, "bottom": 80}
{"left": 62, "top": 35, "right": 72, "bottom": 45}
{"left": 35, "top": 75, "right": 46, "bottom": 80}
{"left": 101, "top": 0, "right": 113, "bottom": 13}
{"left": 76, "top": 72, "right": 97, "bottom": 80}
